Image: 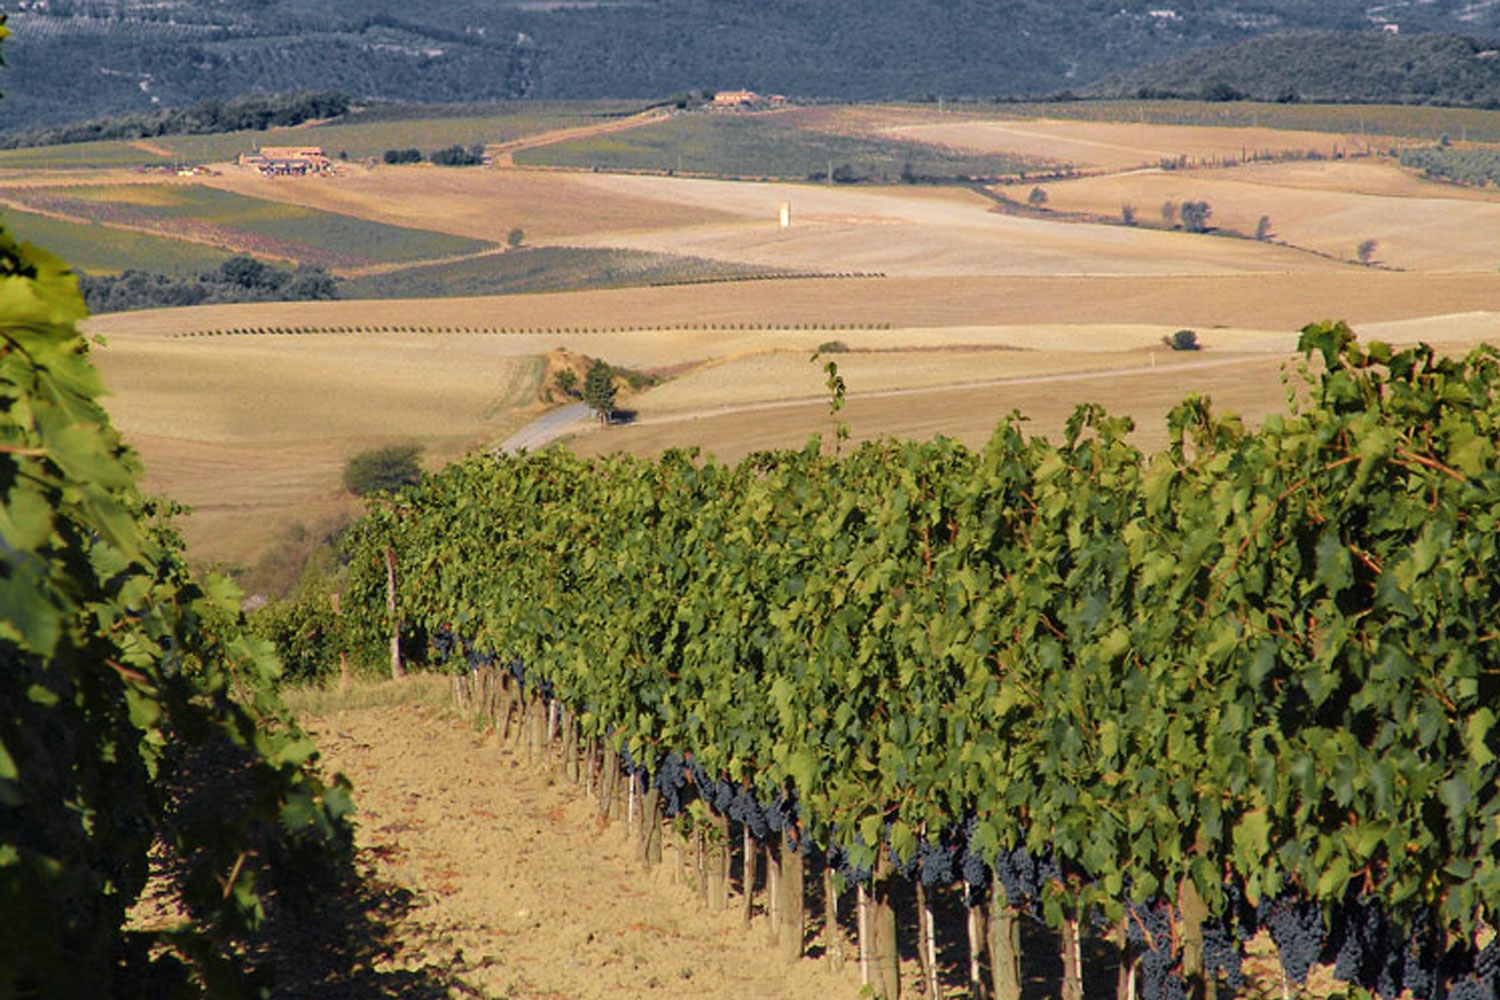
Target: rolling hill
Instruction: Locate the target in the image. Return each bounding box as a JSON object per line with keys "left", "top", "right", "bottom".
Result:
{"left": 1092, "top": 31, "right": 1500, "bottom": 106}
{"left": 5, "top": 1, "right": 1500, "bottom": 133}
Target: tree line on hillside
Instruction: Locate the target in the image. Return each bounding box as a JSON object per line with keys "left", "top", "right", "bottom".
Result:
{"left": 8, "top": 1, "right": 1500, "bottom": 132}
{"left": 1400, "top": 144, "right": 1500, "bottom": 186}
{"left": 0, "top": 91, "right": 349, "bottom": 149}
{"left": 79, "top": 255, "right": 338, "bottom": 314}
{"left": 1091, "top": 32, "right": 1500, "bottom": 108}
{"left": 382, "top": 143, "right": 486, "bottom": 165}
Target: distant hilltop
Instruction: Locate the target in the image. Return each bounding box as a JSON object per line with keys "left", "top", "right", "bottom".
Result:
{"left": 3, "top": 1, "right": 1500, "bottom": 133}
{"left": 1091, "top": 31, "right": 1500, "bottom": 107}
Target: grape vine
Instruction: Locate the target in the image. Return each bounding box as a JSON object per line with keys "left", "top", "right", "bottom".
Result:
{"left": 341, "top": 322, "right": 1500, "bottom": 998}
{"left": 0, "top": 51, "right": 354, "bottom": 992}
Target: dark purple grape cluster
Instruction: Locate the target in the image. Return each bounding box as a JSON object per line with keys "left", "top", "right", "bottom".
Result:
{"left": 1128, "top": 900, "right": 1182, "bottom": 1000}
{"left": 917, "top": 838, "right": 956, "bottom": 887}
{"left": 1261, "top": 895, "right": 1323, "bottom": 984}
{"left": 432, "top": 627, "right": 457, "bottom": 664}
{"left": 830, "top": 833, "right": 873, "bottom": 885}
{"left": 764, "top": 795, "right": 800, "bottom": 849}
{"left": 960, "top": 824, "right": 989, "bottom": 905}
{"left": 1203, "top": 923, "right": 1244, "bottom": 991}
{"left": 654, "top": 753, "right": 688, "bottom": 816}
{"left": 728, "top": 785, "right": 769, "bottom": 840}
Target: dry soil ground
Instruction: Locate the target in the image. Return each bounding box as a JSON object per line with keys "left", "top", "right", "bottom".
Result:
{"left": 303, "top": 695, "right": 862, "bottom": 1000}
{"left": 287, "top": 683, "right": 1345, "bottom": 1000}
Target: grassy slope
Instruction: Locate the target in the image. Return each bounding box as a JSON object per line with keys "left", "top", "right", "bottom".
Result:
{"left": 339, "top": 247, "right": 799, "bottom": 299}
{"left": 515, "top": 111, "right": 1048, "bottom": 179}
{"left": 152, "top": 102, "right": 644, "bottom": 163}
{"left": 4, "top": 184, "right": 494, "bottom": 268}
{"left": 0, "top": 205, "right": 233, "bottom": 275}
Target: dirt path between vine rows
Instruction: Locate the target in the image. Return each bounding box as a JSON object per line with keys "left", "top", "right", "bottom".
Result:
{"left": 305, "top": 703, "right": 862, "bottom": 1000}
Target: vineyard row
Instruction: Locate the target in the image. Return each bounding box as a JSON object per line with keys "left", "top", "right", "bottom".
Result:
{"left": 333, "top": 324, "right": 1500, "bottom": 1000}
{"left": 169, "top": 321, "right": 898, "bottom": 338}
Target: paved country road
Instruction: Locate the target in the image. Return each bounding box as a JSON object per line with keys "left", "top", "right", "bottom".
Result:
{"left": 497, "top": 401, "right": 590, "bottom": 454}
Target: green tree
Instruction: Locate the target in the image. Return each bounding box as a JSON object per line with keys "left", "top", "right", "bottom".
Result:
{"left": 1166, "top": 328, "right": 1200, "bottom": 350}
{"left": 1028, "top": 186, "right": 1048, "bottom": 207}
{"left": 583, "top": 359, "right": 617, "bottom": 423}
{"left": 1255, "top": 215, "right": 1273, "bottom": 241}
{"left": 1357, "top": 238, "right": 1379, "bottom": 264}
{"left": 507, "top": 227, "right": 526, "bottom": 249}
{"left": 1160, "top": 200, "right": 1178, "bottom": 227}
{"left": 1180, "top": 200, "right": 1212, "bottom": 233}
{"left": 1121, "top": 203, "right": 1137, "bottom": 225}
{"left": 343, "top": 444, "right": 422, "bottom": 495}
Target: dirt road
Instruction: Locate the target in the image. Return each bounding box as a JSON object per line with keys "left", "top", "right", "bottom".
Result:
{"left": 306, "top": 703, "right": 860, "bottom": 1000}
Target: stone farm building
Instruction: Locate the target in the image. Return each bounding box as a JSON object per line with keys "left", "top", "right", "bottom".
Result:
{"left": 710, "top": 90, "right": 787, "bottom": 108}
{"left": 238, "top": 146, "right": 334, "bottom": 176}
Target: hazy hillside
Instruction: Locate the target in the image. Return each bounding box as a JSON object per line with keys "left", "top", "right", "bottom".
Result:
{"left": 1093, "top": 32, "right": 1500, "bottom": 105}
{"left": 4, "top": 0, "right": 1500, "bottom": 131}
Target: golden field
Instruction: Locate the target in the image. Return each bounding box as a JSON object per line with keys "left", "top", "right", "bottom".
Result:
{"left": 39, "top": 105, "right": 1500, "bottom": 568}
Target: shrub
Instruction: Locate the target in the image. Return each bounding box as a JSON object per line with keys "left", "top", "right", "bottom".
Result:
{"left": 817, "top": 340, "right": 850, "bottom": 353}
{"left": 382, "top": 147, "right": 423, "bottom": 165}
{"left": 430, "top": 143, "right": 485, "bottom": 167}
{"left": 1180, "top": 201, "right": 1212, "bottom": 233}
{"left": 1167, "top": 329, "right": 1201, "bottom": 351}
{"left": 343, "top": 443, "right": 422, "bottom": 496}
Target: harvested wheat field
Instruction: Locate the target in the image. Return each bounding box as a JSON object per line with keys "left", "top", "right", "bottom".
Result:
{"left": 202, "top": 164, "right": 741, "bottom": 244}
{"left": 85, "top": 272, "right": 1500, "bottom": 342}
{"left": 624, "top": 325, "right": 1290, "bottom": 416}
{"left": 885, "top": 118, "right": 1373, "bottom": 171}
{"left": 566, "top": 352, "right": 1304, "bottom": 462}
{"left": 558, "top": 173, "right": 1338, "bottom": 276}
{"left": 1033, "top": 159, "right": 1500, "bottom": 270}
{"left": 91, "top": 330, "right": 542, "bottom": 565}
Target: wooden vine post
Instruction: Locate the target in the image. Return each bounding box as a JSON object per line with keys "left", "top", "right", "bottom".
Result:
{"left": 868, "top": 852, "right": 901, "bottom": 999}
{"left": 779, "top": 831, "right": 805, "bottom": 959}
{"left": 824, "top": 868, "right": 845, "bottom": 971}
{"left": 1061, "top": 910, "right": 1084, "bottom": 1000}
{"left": 917, "top": 879, "right": 940, "bottom": 1000}
{"left": 989, "top": 882, "right": 1022, "bottom": 1000}
{"left": 766, "top": 842, "right": 783, "bottom": 945}
{"left": 966, "top": 885, "right": 987, "bottom": 996}
{"left": 329, "top": 590, "right": 349, "bottom": 691}
{"left": 743, "top": 826, "right": 757, "bottom": 927}
{"left": 1114, "top": 916, "right": 1137, "bottom": 1000}
{"left": 384, "top": 545, "right": 404, "bottom": 679}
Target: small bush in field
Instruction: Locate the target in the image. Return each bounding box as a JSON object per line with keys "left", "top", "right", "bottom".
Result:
{"left": 344, "top": 444, "right": 422, "bottom": 496}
